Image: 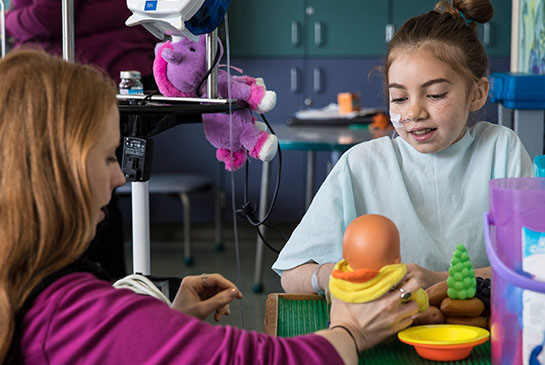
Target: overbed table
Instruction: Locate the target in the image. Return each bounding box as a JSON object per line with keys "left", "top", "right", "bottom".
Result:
{"left": 264, "top": 293, "right": 491, "bottom": 364}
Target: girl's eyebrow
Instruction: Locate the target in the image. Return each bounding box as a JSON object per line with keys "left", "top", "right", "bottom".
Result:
{"left": 421, "top": 78, "right": 451, "bottom": 88}
{"left": 388, "top": 78, "right": 451, "bottom": 90}
{"left": 388, "top": 83, "right": 405, "bottom": 89}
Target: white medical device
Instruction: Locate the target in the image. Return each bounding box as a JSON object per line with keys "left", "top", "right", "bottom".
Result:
{"left": 125, "top": 0, "right": 204, "bottom": 40}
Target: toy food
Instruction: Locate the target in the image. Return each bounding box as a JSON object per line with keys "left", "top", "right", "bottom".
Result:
{"left": 426, "top": 280, "right": 449, "bottom": 307}
{"left": 445, "top": 316, "right": 487, "bottom": 328}
{"left": 329, "top": 214, "right": 428, "bottom": 311}
{"left": 413, "top": 244, "right": 488, "bottom": 329}
{"left": 440, "top": 297, "right": 484, "bottom": 317}
{"left": 446, "top": 244, "right": 477, "bottom": 299}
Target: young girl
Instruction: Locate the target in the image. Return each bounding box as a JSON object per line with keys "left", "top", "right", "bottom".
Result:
{"left": 273, "top": 0, "right": 533, "bottom": 295}
{"left": 0, "top": 50, "right": 421, "bottom": 364}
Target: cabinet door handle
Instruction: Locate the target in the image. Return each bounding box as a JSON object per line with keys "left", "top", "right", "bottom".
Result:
{"left": 313, "top": 67, "right": 322, "bottom": 93}
{"left": 290, "top": 67, "right": 300, "bottom": 93}
{"left": 385, "top": 24, "right": 395, "bottom": 43}
{"left": 483, "top": 23, "right": 491, "bottom": 47}
{"left": 314, "top": 21, "right": 324, "bottom": 46}
{"left": 291, "top": 21, "right": 300, "bottom": 47}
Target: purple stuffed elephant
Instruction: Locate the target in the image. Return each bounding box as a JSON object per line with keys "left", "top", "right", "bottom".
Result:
{"left": 153, "top": 35, "right": 278, "bottom": 170}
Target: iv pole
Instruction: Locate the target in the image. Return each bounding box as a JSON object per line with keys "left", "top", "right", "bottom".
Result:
{"left": 130, "top": 31, "right": 218, "bottom": 275}
{"left": 130, "top": 30, "right": 219, "bottom": 275}
{"left": 61, "top": 0, "right": 221, "bottom": 275}
{"left": 61, "top": 0, "right": 74, "bottom": 62}
{"left": 61, "top": 0, "right": 155, "bottom": 275}
{"left": 0, "top": 0, "right": 6, "bottom": 58}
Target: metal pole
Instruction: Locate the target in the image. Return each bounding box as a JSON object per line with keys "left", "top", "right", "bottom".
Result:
{"left": 132, "top": 181, "right": 151, "bottom": 275}
{"left": 61, "top": 0, "right": 75, "bottom": 62}
{"left": 206, "top": 30, "right": 218, "bottom": 98}
{"left": 253, "top": 161, "right": 271, "bottom": 293}
{"left": 0, "top": 0, "right": 6, "bottom": 58}
{"left": 305, "top": 151, "right": 315, "bottom": 210}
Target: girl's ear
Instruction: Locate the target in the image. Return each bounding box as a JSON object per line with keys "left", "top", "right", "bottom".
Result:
{"left": 470, "top": 77, "right": 490, "bottom": 111}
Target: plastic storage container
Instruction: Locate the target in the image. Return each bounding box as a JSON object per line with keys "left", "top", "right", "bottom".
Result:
{"left": 535, "top": 155, "right": 545, "bottom": 177}
{"left": 489, "top": 73, "right": 545, "bottom": 109}
{"left": 484, "top": 178, "right": 545, "bottom": 365}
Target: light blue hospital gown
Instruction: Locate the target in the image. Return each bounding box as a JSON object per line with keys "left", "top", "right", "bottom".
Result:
{"left": 272, "top": 122, "right": 533, "bottom": 276}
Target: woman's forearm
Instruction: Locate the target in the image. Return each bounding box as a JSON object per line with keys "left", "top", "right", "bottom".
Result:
{"left": 316, "top": 328, "right": 358, "bottom": 365}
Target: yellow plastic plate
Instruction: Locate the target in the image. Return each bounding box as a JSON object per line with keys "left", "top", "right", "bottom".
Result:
{"left": 398, "top": 324, "right": 490, "bottom": 361}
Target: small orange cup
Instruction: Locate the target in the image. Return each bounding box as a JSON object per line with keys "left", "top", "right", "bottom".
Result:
{"left": 338, "top": 92, "right": 360, "bottom": 115}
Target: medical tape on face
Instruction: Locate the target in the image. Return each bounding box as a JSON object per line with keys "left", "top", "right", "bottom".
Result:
{"left": 390, "top": 113, "right": 413, "bottom": 128}
{"left": 390, "top": 113, "right": 404, "bottom": 128}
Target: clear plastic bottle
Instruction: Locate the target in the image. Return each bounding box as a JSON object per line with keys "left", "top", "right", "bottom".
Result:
{"left": 119, "top": 70, "right": 144, "bottom": 95}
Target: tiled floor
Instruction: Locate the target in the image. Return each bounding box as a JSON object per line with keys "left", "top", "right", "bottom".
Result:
{"left": 124, "top": 222, "right": 294, "bottom": 332}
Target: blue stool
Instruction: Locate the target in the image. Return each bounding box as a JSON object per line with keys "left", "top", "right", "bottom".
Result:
{"left": 117, "top": 173, "right": 224, "bottom": 266}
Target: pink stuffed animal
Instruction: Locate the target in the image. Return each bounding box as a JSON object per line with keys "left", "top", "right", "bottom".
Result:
{"left": 153, "top": 35, "right": 278, "bottom": 170}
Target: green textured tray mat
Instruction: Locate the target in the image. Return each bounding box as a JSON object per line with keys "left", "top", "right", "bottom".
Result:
{"left": 277, "top": 297, "right": 491, "bottom": 364}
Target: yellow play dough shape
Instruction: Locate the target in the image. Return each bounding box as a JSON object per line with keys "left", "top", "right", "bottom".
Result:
{"left": 329, "top": 260, "right": 429, "bottom": 312}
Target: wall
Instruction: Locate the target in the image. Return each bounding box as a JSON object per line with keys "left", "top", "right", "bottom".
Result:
{"left": 118, "top": 56, "right": 511, "bottom": 227}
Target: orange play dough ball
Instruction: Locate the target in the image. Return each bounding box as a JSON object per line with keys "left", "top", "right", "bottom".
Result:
{"left": 342, "top": 214, "right": 401, "bottom": 270}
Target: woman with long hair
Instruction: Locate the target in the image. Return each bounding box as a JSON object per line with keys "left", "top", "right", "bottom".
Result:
{"left": 0, "top": 50, "right": 420, "bottom": 364}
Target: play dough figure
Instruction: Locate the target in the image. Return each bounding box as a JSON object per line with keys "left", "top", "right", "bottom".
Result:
{"left": 329, "top": 214, "right": 429, "bottom": 312}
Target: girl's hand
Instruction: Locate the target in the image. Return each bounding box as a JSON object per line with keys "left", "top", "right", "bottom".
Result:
{"left": 172, "top": 273, "right": 243, "bottom": 322}
{"left": 405, "top": 264, "right": 448, "bottom": 289}
{"left": 329, "top": 277, "right": 421, "bottom": 352}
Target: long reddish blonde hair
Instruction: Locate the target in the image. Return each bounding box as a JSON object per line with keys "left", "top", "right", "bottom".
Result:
{"left": 0, "top": 50, "right": 118, "bottom": 360}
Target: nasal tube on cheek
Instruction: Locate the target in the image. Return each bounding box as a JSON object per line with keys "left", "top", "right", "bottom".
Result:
{"left": 390, "top": 113, "right": 403, "bottom": 128}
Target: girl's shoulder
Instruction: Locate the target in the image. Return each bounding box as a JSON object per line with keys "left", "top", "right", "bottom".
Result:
{"left": 470, "top": 122, "right": 530, "bottom": 159}
{"left": 470, "top": 121, "right": 519, "bottom": 141}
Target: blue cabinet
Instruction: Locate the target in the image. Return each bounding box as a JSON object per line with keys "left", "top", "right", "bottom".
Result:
{"left": 478, "top": 0, "right": 511, "bottom": 57}
{"left": 228, "top": 2, "right": 305, "bottom": 57}
{"left": 391, "top": 0, "right": 511, "bottom": 57}
{"left": 228, "top": 0, "right": 511, "bottom": 114}
{"left": 228, "top": 0, "right": 388, "bottom": 58}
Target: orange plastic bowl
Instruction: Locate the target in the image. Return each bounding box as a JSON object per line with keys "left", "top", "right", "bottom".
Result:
{"left": 398, "top": 324, "right": 490, "bottom": 361}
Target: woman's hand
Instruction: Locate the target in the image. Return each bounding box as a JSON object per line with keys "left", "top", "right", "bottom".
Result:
{"left": 405, "top": 263, "right": 448, "bottom": 289}
{"left": 328, "top": 277, "right": 421, "bottom": 352}
{"left": 172, "top": 273, "right": 243, "bottom": 322}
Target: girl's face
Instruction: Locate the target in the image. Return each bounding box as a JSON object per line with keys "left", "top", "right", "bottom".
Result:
{"left": 87, "top": 104, "right": 126, "bottom": 236}
{"left": 388, "top": 46, "right": 488, "bottom": 153}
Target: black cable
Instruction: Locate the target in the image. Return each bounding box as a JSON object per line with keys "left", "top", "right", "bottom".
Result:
{"left": 262, "top": 221, "right": 289, "bottom": 242}
{"left": 242, "top": 113, "right": 282, "bottom": 227}
{"left": 255, "top": 221, "right": 290, "bottom": 254}
{"left": 128, "top": 90, "right": 159, "bottom": 137}
{"left": 243, "top": 161, "right": 249, "bottom": 203}
{"left": 140, "top": 90, "right": 159, "bottom": 106}
{"left": 255, "top": 224, "right": 280, "bottom": 254}
{"left": 235, "top": 113, "right": 286, "bottom": 254}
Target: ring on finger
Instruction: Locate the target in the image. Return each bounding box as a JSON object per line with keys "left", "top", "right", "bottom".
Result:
{"left": 399, "top": 287, "right": 412, "bottom": 302}
{"left": 201, "top": 273, "right": 208, "bottom": 284}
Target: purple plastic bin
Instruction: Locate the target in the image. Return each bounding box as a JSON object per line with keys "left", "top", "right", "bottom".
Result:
{"left": 485, "top": 178, "right": 545, "bottom": 365}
